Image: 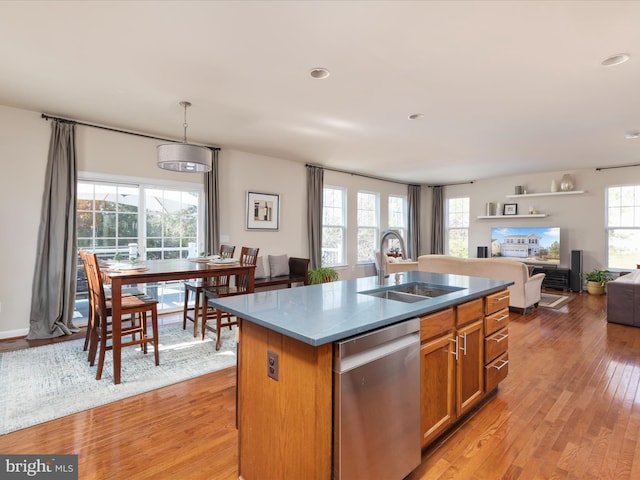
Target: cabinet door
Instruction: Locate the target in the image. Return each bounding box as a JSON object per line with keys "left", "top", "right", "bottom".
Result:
{"left": 420, "top": 333, "right": 455, "bottom": 447}
{"left": 456, "top": 320, "right": 484, "bottom": 416}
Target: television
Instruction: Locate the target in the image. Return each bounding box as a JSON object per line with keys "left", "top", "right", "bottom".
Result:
{"left": 490, "top": 227, "right": 560, "bottom": 265}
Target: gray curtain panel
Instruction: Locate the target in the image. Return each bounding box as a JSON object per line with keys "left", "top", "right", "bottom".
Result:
{"left": 430, "top": 186, "right": 444, "bottom": 254}
{"left": 407, "top": 184, "right": 421, "bottom": 259}
{"left": 204, "top": 149, "right": 220, "bottom": 256}
{"left": 27, "top": 121, "right": 79, "bottom": 339}
{"left": 306, "top": 165, "right": 324, "bottom": 269}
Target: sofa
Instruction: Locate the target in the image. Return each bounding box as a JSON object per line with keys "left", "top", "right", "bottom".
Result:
{"left": 373, "top": 251, "right": 419, "bottom": 275}
{"left": 417, "top": 254, "right": 546, "bottom": 312}
{"left": 607, "top": 270, "right": 640, "bottom": 327}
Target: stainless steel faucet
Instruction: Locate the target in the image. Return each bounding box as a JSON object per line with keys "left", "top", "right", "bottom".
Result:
{"left": 379, "top": 229, "right": 407, "bottom": 284}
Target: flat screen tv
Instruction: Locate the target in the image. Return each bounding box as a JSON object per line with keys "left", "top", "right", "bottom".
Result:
{"left": 491, "top": 227, "right": 560, "bottom": 265}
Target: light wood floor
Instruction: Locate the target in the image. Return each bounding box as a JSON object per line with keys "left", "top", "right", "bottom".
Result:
{"left": 2, "top": 292, "right": 639, "bottom": 479}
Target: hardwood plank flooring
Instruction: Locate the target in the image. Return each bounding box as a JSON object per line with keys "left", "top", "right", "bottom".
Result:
{"left": 2, "top": 292, "right": 639, "bottom": 479}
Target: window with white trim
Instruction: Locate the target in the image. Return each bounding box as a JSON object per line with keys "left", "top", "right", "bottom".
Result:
{"left": 446, "top": 197, "right": 470, "bottom": 258}
{"left": 322, "top": 186, "right": 346, "bottom": 266}
{"left": 76, "top": 179, "right": 203, "bottom": 320}
{"left": 357, "top": 191, "right": 379, "bottom": 262}
{"left": 388, "top": 194, "right": 407, "bottom": 254}
{"left": 606, "top": 185, "right": 640, "bottom": 269}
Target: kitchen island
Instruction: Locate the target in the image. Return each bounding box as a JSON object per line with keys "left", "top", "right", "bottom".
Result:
{"left": 209, "top": 271, "right": 513, "bottom": 480}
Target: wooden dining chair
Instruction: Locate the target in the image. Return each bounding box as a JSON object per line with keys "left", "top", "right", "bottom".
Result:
{"left": 182, "top": 244, "right": 236, "bottom": 337}
{"left": 79, "top": 250, "right": 143, "bottom": 356}
{"left": 202, "top": 246, "right": 259, "bottom": 350}
{"left": 79, "top": 250, "right": 97, "bottom": 352}
{"left": 84, "top": 252, "right": 160, "bottom": 381}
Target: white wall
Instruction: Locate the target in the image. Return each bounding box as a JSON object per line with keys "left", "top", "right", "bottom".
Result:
{"left": 0, "top": 105, "right": 308, "bottom": 338}
{"left": 443, "top": 167, "right": 640, "bottom": 275}
{"left": 1, "top": 103, "right": 638, "bottom": 337}
{"left": 323, "top": 170, "right": 411, "bottom": 280}
{"left": 0, "top": 106, "right": 50, "bottom": 338}
{"left": 216, "top": 149, "right": 307, "bottom": 259}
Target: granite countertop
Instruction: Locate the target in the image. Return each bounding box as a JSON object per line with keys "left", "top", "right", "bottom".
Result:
{"left": 208, "top": 271, "right": 513, "bottom": 346}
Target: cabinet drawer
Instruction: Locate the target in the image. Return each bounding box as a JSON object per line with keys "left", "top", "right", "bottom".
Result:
{"left": 485, "top": 290, "right": 510, "bottom": 315}
{"left": 484, "top": 327, "right": 508, "bottom": 364}
{"left": 456, "top": 298, "right": 483, "bottom": 327}
{"left": 420, "top": 308, "right": 454, "bottom": 343}
{"left": 485, "top": 352, "right": 509, "bottom": 392}
{"left": 484, "top": 308, "right": 509, "bottom": 336}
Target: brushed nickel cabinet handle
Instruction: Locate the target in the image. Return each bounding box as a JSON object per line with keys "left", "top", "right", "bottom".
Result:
{"left": 492, "top": 359, "right": 509, "bottom": 370}
{"left": 491, "top": 333, "right": 509, "bottom": 343}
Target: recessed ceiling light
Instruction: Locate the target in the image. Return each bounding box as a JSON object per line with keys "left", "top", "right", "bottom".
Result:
{"left": 310, "top": 68, "right": 330, "bottom": 79}
{"left": 625, "top": 131, "right": 640, "bottom": 139}
{"left": 408, "top": 113, "right": 424, "bottom": 120}
{"left": 601, "top": 53, "right": 630, "bottom": 67}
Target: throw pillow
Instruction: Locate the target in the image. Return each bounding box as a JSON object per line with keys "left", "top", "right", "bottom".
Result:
{"left": 269, "top": 254, "right": 290, "bottom": 277}
{"left": 254, "top": 256, "right": 267, "bottom": 279}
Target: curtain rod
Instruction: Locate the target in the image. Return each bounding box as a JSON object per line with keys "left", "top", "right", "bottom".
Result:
{"left": 596, "top": 163, "right": 640, "bottom": 171}
{"left": 428, "top": 181, "right": 475, "bottom": 187}
{"left": 306, "top": 163, "right": 421, "bottom": 186}
{"left": 41, "top": 113, "right": 221, "bottom": 150}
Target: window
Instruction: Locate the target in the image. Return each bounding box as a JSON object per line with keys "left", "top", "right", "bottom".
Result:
{"left": 77, "top": 182, "right": 140, "bottom": 258}
{"left": 145, "top": 189, "right": 199, "bottom": 260}
{"left": 322, "top": 186, "right": 346, "bottom": 266}
{"left": 76, "top": 180, "right": 203, "bottom": 320}
{"left": 388, "top": 195, "right": 407, "bottom": 253}
{"left": 357, "top": 191, "right": 379, "bottom": 262}
{"left": 446, "top": 197, "right": 470, "bottom": 258}
{"left": 606, "top": 185, "right": 640, "bottom": 269}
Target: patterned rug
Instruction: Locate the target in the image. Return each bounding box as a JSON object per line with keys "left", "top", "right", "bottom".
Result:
{"left": 0, "top": 322, "right": 237, "bottom": 434}
{"left": 539, "top": 292, "right": 573, "bottom": 309}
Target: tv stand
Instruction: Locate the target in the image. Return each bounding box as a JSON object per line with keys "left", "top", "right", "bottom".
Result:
{"left": 532, "top": 266, "right": 570, "bottom": 292}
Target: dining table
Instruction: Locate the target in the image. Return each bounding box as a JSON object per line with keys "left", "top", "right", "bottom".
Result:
{"left": 101, "top": 258, "right": 256, "bottom": 384}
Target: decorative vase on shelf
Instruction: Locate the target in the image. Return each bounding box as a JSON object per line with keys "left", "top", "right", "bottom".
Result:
{"left": 559, "top": 174, "right": 574, "bottom": 192}
{"left": 551, "top": 179, "right": 558, "bottom": 192}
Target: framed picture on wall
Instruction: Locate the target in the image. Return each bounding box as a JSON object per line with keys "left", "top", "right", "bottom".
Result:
{"left": 503, "top": 203, "right": 518, "bottom": 215}
{"left": 246, "top": 191, "right": 280, "bottom": 230}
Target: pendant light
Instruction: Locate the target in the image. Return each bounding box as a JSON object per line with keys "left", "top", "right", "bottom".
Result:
{"left": 157, "top": 101, "right": 212, "bottom": 172}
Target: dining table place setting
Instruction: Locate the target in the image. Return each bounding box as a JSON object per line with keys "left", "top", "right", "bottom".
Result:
{"left": 107, "top": 262, "right": 149, "bottom": 273}
{"left": 189, "top": 254, "right": 221, "bottom": 263}
{"left": 208, "top": 257, "right": 240, "bottom": 266}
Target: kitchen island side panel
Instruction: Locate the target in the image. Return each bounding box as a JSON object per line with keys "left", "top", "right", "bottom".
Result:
{"left": 238, "top": 319, "right": 333, "bottom": 480}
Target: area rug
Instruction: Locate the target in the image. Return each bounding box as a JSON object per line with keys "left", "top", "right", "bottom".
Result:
{"left": 539, "top": 292, "right": 573, "bottom": 309}
{"left": 0, "top": 322, "right": 237, "bottom": 435}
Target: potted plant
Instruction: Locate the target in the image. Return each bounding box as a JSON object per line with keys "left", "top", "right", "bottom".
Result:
{"left": 307, "top": 266, "right": 339, "bottom": 285}
{"left": 581, "top": 269, "right": 614, "bottom": 295}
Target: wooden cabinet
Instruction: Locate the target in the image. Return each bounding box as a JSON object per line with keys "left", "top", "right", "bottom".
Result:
{"left": 419, "top": 300, "right": 484, "bottom": 447}
{"left": 420, "top": 308, "right": 455, "bottom": 447}
{"left": 420, "top": 291, "right": 510, "bottom": 449}
{"left": 456, "top": 319, "right": 484, "bottom": 416}
{"left": 483, "top": 290, "right": 510, "bottom": 394}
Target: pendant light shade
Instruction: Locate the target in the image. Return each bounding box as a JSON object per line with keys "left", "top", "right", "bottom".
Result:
{"left": 157, "top": 101, "right": 212, "bottom": 172}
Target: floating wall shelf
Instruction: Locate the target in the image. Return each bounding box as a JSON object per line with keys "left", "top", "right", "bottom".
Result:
{"left": 505, "top": 190, "right": 585, "bottom": 199}
{"left": 477, "top": 214, "right": 547, "bottom": 219}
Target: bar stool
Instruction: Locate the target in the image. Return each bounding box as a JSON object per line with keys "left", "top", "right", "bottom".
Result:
{"left": 182, "top": 244, "right": 236, "bottom": 337}
{"left": 84, "top": 252, "right": 160, "bottom": 381}
{"left": 202, "top": 247, "right": 259, "bottom": 350}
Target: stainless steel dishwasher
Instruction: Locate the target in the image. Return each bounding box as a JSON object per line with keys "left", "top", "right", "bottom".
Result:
{"left": 333, "top": 318, "right": 421, "bottom": 480}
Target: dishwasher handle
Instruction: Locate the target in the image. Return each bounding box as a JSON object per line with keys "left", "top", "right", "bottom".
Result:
{"left": 335, "top": 331, "right": 419, "bottom": 373}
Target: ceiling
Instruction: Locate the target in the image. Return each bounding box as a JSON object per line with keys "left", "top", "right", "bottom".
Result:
{"left": 1, "top": 0, "right": 639, "bottom": 185}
